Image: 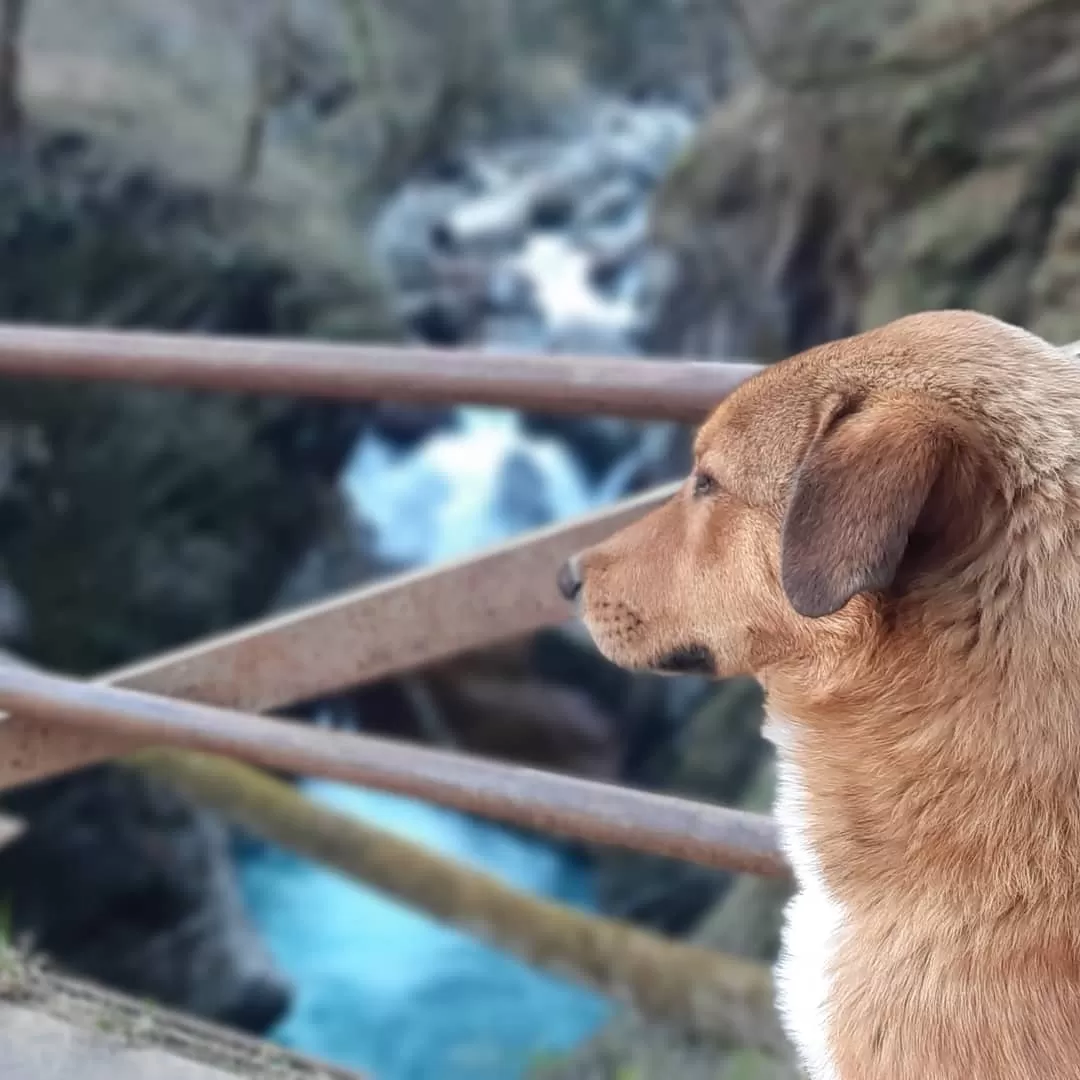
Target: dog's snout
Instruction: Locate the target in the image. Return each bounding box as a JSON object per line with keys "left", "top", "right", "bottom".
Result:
{"left": 557, "top": 555, "right": 583, "bottom": 602}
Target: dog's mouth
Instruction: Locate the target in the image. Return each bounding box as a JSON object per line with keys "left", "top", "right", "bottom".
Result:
{"left": 652, "top": 644, "right": 716, "bottom": 675}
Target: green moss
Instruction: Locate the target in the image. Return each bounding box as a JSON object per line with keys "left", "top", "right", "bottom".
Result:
{"left": 724, "top": 1050, "right": 791, "bottom": 1080}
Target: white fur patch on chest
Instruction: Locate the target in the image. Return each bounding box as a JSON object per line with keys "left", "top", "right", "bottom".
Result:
{"left": 764, "top": 714, "right": 846, "bottom": 1080}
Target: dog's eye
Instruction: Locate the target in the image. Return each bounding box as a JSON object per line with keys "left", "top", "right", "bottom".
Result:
{"left": 692, "top": 472, "right": 719, "bottom": 499}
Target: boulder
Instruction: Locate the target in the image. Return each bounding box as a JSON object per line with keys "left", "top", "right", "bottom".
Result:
{"left": 0, "top": 130, "right": 400, "bottom": 1031}
{"left": 0, "top": 767, "right": 292, "bottom": 1035}
{"left": 646, "top": 1, "right": 1080, "bottom": 359}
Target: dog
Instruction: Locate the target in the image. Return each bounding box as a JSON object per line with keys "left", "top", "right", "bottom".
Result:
{"left": 559, "top": 310, "right": 1080, "bottom": 1079}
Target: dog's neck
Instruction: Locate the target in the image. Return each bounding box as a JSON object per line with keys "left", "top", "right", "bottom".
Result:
{"left": 763, "top": 473, "right": 1080, "bottom": 1079}
{"left": 765, "top": 541, "right": 1080, "bottom": 919}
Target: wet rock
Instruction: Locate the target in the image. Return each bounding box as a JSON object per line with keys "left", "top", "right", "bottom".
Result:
{"left": 429, "top": 138, "right": 624, "bottom": 255}
{"left": 370, "top": 182, "right": 470, "bottom": 290}
{"left": 368, "top": 402, "right": 459, "bottom": 452}
{"left": 428, "top": 674, "right": 622, "bottom": 779}
{"left": 579, "top": 210, "right": 650, "bottom": 289}
{"left": 0, "top": 766, "right": 292, "bottom": 1036}
{"left": 518, "top": 414, "right": 647, "bottom": 485}
{"left": 647, "top": 2, "right": 1080, "bottom": 359}
{"left": 589, "top": 677, "right": 770, "bottom": 935}
{"left": 600, "top": 102, "right": 697, "bottom": 185}
{"left": 564, "top": 1, "right": 740, "bottom": 103}
{"left": 526, "top": 627, "right": 770, "bottom": 933}
{"left": 575, "top": 177, "right": 642, "bottom": 231}
{"left": 495, "top": 450, "right": 559, "bottom": 532}
{"left": 399, "top": 289, "right": 483, "bottom": 345}
{"left": 271, "top": 500, "right": 388, "bottom": 616}
{"left": 433, "top": 185, "right": 535, "bottom": 253}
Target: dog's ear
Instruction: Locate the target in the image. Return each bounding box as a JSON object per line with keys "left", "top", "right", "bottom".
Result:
{"left": 781, "top": 396, "right": 950, "bottom": 618}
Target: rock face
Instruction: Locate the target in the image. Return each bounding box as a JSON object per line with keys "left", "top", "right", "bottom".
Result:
{"left": 649, "top": 0, "right": 1080, "bottom": 359}
{"left": 549, "top": 0, "right": 742, "bottom": 102}
{"left": 0, "top": 131, "right": 399, "bottom": 672}
{"left": 648, "top": 84, "right": 863, "bottom": 361}
{"left": 0, "top": 130, "right": 400, "bottom": 1032}
{"left": 0, "top": 767, "right": 292, "bottom": 1035}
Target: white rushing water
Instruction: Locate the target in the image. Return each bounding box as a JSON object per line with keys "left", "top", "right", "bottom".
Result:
{"left": 344, "top": 406, "right": 594, "bottom": 565}
{"left": 510, "top": 233, "right": 640, "bottom": 342}
{"left": 239, "top": 94, "right": 697, "bottom": 1080}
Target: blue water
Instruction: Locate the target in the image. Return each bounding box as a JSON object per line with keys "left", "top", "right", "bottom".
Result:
{"left": 236, "top": 107, "right": 692, "bottom": 1077}
{"left": 239, "top": 781, "right": 613, "bottom": 1079}
{"left": 344, "top": 407, "right": 595, "bottom": 566}
{"left": 240, "top": 399, "right": 621, "bottom": 1077}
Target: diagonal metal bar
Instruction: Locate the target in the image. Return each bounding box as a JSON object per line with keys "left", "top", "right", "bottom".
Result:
{"left": 0, "top": 484, "right": 679, "bottom": 791}
{"left": 0, "top": 661, "right": 788, "bottom": 878}
{"left": 0, "top": 324, "right": 764, "bottom": 422}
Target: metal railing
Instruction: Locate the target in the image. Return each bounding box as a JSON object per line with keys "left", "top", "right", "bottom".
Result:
{"left": 0, "top": 324, "right": 781, "bottom": 873}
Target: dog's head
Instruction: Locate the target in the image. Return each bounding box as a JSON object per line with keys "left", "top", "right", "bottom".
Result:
{"left": 561, "top": 310, "right": 1079, "bottom": 690}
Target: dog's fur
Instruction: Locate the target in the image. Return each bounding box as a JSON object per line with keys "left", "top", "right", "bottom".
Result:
{"left": 565, "top": 310, "right": 1080, "bottom": 1079}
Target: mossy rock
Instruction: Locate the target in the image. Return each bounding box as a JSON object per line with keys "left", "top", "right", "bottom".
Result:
{"left": 651, "top": 1, "right": 1080, "bottom": 356}
{"left": 541, "top": 758, "right": 795, "bottom": 1080}
{"left": 858, "top": 162, "right": 1033, "bottom": 327}
{"left": 0, "top": 134, "right": 399, "bottom": 672}
{"left": 693, "top": 760, "right": 791, "bottom": 965}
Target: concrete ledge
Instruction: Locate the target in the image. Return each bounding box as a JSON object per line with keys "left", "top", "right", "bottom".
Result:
{"left": 0, "top": 952, "right": 366, "bottom": 1080}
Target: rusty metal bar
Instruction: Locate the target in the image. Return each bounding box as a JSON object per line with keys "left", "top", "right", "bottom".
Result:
{"left": 0, "top": 660, "right": 788, "bottom": 878}
{"left": 0, "top": 324, "right": 764, "bottom": 422}
{"left": 0, "top": 484, "right": 679, "bottom": 791}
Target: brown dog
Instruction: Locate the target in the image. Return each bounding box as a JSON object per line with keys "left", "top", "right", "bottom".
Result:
{"left": 559, "top": 310, "right": 1080, "bottom": 1079}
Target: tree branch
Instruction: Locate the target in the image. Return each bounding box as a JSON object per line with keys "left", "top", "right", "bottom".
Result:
{"left": 129, "top": 746, "right": 789, "bottom": 1054}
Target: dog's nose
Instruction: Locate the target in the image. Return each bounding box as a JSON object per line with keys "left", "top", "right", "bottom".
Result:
{"left": 557, "top": 556, "right": 583, "bottom": 602}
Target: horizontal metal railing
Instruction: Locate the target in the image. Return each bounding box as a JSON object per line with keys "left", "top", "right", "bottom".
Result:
{"left": 0, "top": 324, "right": 763, "bottom": 421}
{"left": 0, "top": 658, "right": 787, "bottom": 878}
